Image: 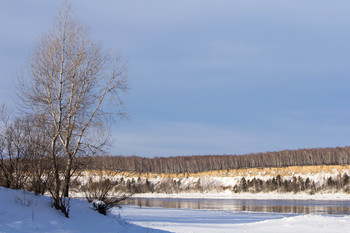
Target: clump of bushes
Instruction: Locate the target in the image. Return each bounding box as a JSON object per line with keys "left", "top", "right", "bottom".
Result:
{"left": 83, "top": 177, "right": 131, "bottom": 215}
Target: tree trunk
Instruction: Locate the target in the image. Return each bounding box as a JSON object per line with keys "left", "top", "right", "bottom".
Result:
{"left": 64, "top": 156, "right": 72, "bottom": 198}
{"left": 51, "top": 137, "right": 60, "bottom": 209}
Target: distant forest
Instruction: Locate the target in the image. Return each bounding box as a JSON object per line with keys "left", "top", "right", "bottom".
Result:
{"left": 83, "top": 146, "right": 350, "bottom": 173}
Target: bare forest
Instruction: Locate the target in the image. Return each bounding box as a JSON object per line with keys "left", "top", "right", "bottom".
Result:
{"left": 83, "top": 146, "right": 350, "bottom": 173}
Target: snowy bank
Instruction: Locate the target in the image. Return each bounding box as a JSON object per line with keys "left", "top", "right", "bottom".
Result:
{"left": 0, "top": 187, "right": 166, "bottom": 233}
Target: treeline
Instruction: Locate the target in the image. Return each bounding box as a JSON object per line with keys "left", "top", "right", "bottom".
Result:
{"left": 232, "top": 174, "right": 350, "bottom": 194}
{"left": 83, "top": 146, "right": 350, "bottom": 173}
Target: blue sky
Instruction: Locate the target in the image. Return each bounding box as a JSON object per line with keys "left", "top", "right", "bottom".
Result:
{"left": 1, "top": 1, "right": 350, "bottom": 157}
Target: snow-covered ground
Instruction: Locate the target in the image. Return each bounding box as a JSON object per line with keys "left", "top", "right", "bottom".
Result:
{"left": 0, "top": 187, "right": 164, "bottom": 233}
{"left": 78, "top": 166, "right": 350, "bottom": 195}
{"left": 1, "top": 187, "right": 350, "bottom": 233}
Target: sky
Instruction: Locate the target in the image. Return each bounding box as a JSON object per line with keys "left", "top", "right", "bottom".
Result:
{"left": 1, "top": 1, "right": 350, "bottom": 157}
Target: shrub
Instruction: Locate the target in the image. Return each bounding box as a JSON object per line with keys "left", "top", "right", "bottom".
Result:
{"left": 83, "top": 177, "right": 132, "bottom": 215}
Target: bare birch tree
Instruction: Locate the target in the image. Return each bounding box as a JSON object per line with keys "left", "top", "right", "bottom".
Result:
{"left": 17, "top": 3, "right": 128, "bottom": 217}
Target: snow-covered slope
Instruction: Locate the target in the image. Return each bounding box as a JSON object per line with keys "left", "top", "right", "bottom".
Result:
{"left": 0, "top": 187, "right": 166, "bottom": 233}
{"left": 77, "top": 165, "right": 350, "bottom": 196}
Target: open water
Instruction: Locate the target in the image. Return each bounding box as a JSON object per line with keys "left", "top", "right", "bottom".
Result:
{"left": 123, "top": 197, "right": 350, "bottom": 215}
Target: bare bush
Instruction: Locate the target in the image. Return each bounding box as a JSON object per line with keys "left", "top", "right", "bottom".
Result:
{"left": 0, "top": 109, "right": 30, "bottom": 189}
{"left": 83, "top": 176, "right": 132, "bottom": 215}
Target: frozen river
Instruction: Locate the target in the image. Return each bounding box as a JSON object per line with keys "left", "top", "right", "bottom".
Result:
{"left": 112, "top": 199, "right": 350, "bottom": 233}
{"left": 123, "top": 197, "right": 350, "bottom": 215}
{"left": 115, "top": 198, "right": 350, "bottom": 233}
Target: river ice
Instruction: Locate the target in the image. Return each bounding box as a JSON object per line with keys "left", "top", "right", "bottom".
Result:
{"left": 116, "top": 205, "right": 350, "bottom": 233}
